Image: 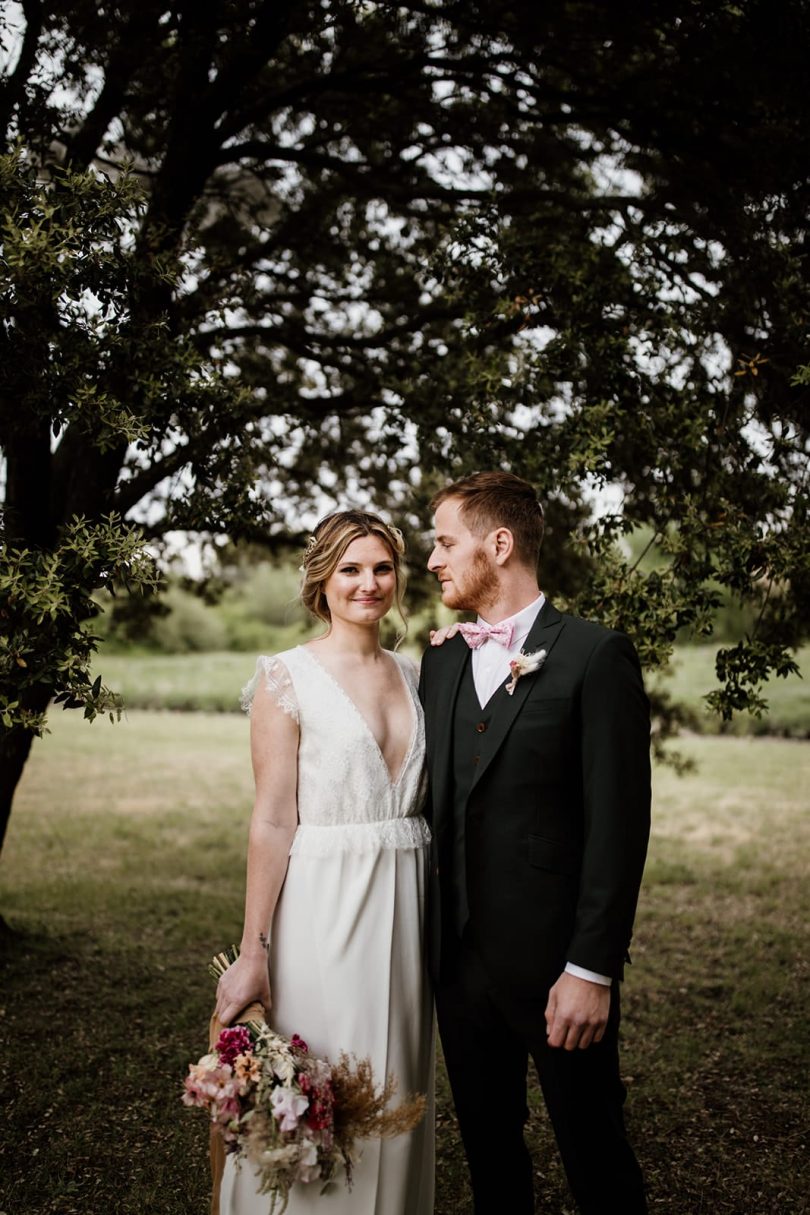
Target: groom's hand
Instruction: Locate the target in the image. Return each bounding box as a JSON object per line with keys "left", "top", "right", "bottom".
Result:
{"left": 545, "top": 972, "right": 611, "bottom": 1050}
{"left": 429, "top": 623, "right": 460, "bottom": 646}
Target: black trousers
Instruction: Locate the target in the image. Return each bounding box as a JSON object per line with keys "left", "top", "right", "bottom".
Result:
{"left": 436, "top": 931, "right": 647, "bottom": 1215}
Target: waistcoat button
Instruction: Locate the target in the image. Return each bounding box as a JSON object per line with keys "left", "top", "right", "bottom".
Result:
{"left": 475, "top": 722, "right": 487, "bottom": 733}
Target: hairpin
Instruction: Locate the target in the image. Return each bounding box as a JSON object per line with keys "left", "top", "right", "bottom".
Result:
{"left": 387, "top": 524, "right": 405, "bottom": 554}
{"left": 300, "top": 534, "right": 318, "bottom": 566}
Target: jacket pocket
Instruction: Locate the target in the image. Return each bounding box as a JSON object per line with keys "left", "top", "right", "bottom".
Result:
{"left": 528, "top": 833, "right": 579, "bottom": 876}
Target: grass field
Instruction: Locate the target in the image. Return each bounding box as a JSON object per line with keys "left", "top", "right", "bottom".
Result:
{"left": 91, "top": 644, "right": 810, "bottom": 735}
{"left": 1, "top": 713, "right": 808, "bottom": 1214}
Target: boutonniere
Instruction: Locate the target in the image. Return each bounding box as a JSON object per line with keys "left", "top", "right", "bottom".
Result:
{"left": 505, "top": 648, "right": 547, "bottom": 695}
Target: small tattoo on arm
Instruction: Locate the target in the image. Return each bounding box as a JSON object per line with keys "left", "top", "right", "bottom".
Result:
{"left": 259, "top": 932, "right": 270, "bottom": 954}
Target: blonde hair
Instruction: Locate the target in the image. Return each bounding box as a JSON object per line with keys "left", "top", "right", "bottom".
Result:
{"left": 300, "top": 510, "right": 408, "bottom": 638}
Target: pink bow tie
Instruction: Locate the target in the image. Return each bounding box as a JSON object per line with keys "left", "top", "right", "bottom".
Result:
{"left": 457, "top": 620, "right": 515, "bottom": 650}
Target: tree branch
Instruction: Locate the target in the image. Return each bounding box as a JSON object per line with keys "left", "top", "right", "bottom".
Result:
{"left": 64, "top": 7, "right": 166, "bottom": 170}
{"left": 217, "top": 53, "right": 430, "bottom": 141}
{"left": 0, "top": 0, "right": 42, "bottom": 141}
{"left": 113, "top": 444, "right": 195, "bottom": 516}
{"left": 210, "top": 0, "right": 296, "bottom": 125}
{"left": 194, "top": 306, "right": 458, "bottom": 353}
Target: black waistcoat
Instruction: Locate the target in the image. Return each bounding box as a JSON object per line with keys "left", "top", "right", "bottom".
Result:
{"left": 447, "top": 658, "right": 499, "bottom": 935}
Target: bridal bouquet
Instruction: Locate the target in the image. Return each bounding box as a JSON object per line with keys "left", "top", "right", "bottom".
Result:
{"left": 182, "top": 946, "right": 425, "bottom": 1213}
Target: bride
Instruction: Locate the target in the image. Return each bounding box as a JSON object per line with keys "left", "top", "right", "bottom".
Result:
{"left": 214, "top": 510, "right": 435, "bottom": 1215}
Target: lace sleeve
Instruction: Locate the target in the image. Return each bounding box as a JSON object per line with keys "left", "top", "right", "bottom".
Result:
{"left": 240, "top": 656, "right": 300, "bottom": 722}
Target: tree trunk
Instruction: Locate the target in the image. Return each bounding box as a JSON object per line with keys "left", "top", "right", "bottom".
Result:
{"left": 0, "top": 721, "right": 43, "bottom": 857}
{"left": 0, "top": 676, "right": 53, "bottom": 855}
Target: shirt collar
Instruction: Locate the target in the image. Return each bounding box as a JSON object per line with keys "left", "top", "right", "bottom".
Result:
{"left": 478, "top": 592, "right": 545, "bottom": 645}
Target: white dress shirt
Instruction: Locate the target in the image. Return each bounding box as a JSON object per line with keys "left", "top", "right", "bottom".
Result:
{"left": 472, "top": 593, "right": 546, "bottom": 709}
{"left": 472, "top": 594, "right": 611, "bottom": 989}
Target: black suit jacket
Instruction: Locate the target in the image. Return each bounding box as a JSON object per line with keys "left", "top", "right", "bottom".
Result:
{"left": 419, "top": 599, "right": 651, "bottom": 998}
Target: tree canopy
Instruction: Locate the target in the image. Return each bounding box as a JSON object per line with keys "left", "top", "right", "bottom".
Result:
{"left": 1, "top": 0, "right": 809, "bottom": 847}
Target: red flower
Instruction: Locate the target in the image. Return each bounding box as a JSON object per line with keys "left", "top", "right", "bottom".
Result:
{"left": 215, "top": 1025, "right": 253, "bottom": 1067}
{"left": 305, "top": 1080, "right": 335, "bottom": 1131}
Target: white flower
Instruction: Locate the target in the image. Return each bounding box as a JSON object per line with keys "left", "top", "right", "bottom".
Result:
{"left": 272, "top": 1056, "right": 296, "bottom": 1085}
{"left": 259, "top": 1144, "right": 300, "bottom": 1167}
{"left": 271, "top": 1084, "right": 310, "bottom": 1132}
{"left": 295, "top": 1136, "right": 322, "bottom": 1183}
{"left": 505, "top": 648, "right": 547, "bottom": 695}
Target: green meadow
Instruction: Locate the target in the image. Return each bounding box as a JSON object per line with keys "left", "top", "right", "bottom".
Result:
{"left": 1, "top": 706, "right": 808, "bottom": 1213}
{"left": 90, "top": 644, "right": 810, "bottom": 735}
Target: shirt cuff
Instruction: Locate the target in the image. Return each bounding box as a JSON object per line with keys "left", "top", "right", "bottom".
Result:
{"left": 565, "top": 962, "right": 611, "bottom": 986}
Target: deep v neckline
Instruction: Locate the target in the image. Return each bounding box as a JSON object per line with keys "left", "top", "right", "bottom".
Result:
{"left": 299, "top": 646, "right": 418, "bottom": 787}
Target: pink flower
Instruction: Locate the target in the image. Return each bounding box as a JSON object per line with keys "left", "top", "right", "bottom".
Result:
{"left": 271, "top": 1085, "right": 310, "bottom": 1132}
{"left": 182, "top": 1058, "right": 231, "bottom": 1107}
{"left": 290, "top": 1034, "right": 308, "bottom": 1053}
{"left": 182, "top": 1057, "right": 247, "bottom": 1147}
{"left": 216, "top": 1025, "right": 253, "bottom": 1067}
{"left": 214, "top": 1094, "right": 242, "bottom": 1127}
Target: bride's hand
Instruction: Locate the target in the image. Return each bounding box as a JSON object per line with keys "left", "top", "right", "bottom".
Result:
{"left": 429, "top": 623, "right": 460, "bottom": 646}
{"left": 215, "top": 951, "right": 272, "bottom": 1027}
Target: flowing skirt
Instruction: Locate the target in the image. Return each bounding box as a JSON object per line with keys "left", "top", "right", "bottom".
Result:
{"left": 219, "top": 841, "right": 435, "bottom": 1215}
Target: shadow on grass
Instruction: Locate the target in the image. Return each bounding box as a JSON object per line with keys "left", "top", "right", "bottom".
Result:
{"left": 3, "top": 912, "right": 806, "bottom": 1215}
{"left": 0, "top": 923, "right": 217, "bottom": 1215}
{"left": 2, "top": 725, "right": 808, "bottom": 1215}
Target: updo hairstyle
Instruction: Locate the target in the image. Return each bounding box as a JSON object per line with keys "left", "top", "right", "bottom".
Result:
{"left": 300, "top": 510, "right": 408, "bottom": 634}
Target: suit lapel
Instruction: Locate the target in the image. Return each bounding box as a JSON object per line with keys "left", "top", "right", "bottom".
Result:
{"left": 428, "top": 634, "right": 470, "bottom": 827}
{"left": 470, "top": 599, "right": 566, "bottom": 794}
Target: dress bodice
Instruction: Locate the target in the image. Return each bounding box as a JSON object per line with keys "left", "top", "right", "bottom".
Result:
{"left": 242, "top": 647, "right": 429, "bottom": 856}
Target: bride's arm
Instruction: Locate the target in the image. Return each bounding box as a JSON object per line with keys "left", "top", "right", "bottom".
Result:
{"left": 215, "top": 675, "right": 299, "bottom": 1026}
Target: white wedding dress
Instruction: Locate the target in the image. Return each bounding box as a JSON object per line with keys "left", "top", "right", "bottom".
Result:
{"left": 219, "top": 646, "right": 435, "bottom": 1215}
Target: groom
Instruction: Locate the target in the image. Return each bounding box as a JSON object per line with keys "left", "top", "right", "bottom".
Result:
{"left": 419, "top": 471, "right": 651, "bottom": 1215}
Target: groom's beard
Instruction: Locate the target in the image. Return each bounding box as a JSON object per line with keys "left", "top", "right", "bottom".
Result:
{"left": 442, "top": 548, "right": 499, "bottom": 614}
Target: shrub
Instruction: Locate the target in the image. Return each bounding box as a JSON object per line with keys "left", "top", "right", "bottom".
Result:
{"left": 151, "top": 587, "right": 229, "bottom": 653}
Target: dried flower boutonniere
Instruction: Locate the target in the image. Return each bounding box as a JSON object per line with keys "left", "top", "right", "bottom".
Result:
{"left": 505, "top": 648, "right": 547, "bottom": 695}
